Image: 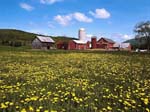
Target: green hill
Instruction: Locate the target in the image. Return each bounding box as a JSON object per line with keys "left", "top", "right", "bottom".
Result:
{"left": 124, "top": 37, "right": 147, "bottom": 49}
{"left": 0, "top": 29, "right": 76, "bottom": 47}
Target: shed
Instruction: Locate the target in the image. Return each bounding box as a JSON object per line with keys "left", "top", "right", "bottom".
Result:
{"left": 32, "top": 36, "right": 55, "bottom": 50}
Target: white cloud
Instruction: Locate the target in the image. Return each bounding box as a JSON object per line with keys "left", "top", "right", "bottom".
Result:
{"left": 121, "top": 34, "right": 133, "bottom": 40}
{"left": 48, "top": 22, "right": 55, "bottom": 28}
{"left": 20, "top": 3, "right": 34, "bottom": 11}
{"left": 54, "top": 14, "right": 72, "bottom": 26}
{"left": 40, "top": 0, "right": 63, "bottom": 4}
{"left": 73, "top": 12, "right": 93, "bottom": 23}
{"left": 54, "top": 12, "right": 92, "bottom": 26}
{"left": 89, "top": 8, "right": 111, "bottom": 19}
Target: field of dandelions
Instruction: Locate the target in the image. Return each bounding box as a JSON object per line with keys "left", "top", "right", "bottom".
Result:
{"left": 0, "top": 47, "right": 150, "bottom": 112}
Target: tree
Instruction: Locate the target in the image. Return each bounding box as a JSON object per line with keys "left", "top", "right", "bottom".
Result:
{"left": 134, "top": 21, "right": 150, "bottom": 51}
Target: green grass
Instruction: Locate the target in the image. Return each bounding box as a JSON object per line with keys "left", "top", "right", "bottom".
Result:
{"left": 0, "top": 47, "right": 150, "bottom": 112}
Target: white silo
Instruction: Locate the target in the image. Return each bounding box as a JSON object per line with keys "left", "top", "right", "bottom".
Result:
{"left": 78, "top": 28, "right": 86, "bottom": 41}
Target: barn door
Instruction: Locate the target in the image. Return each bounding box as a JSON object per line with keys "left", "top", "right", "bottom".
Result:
{"left": 47, "top": 46, "right": 50, "bottom": 49}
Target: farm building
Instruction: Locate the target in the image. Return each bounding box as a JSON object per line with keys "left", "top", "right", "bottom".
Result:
{"left": 57, "top": 40, "right": 90, "bottom": 50}
{"left": 57, "top": 28, "right": 90, "bottom": 50}
{"left": 112, "top": 43, "right": 131, "bottom": 51}
{"left": 68, "top": 40, "right": 90, "bottom": 50}
{"left": 91, "top": 37, "right": 115, "bottom": 49}
{"left": 120, "top": 43, "right": 131, "bottom": 51}
{"left": 32, "top": 36, "right": 55, "bottom": 50}
{"left": 67, "top": 28, "right": 90, "bottom": 50}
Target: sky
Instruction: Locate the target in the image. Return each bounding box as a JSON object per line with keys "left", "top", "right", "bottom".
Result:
{"left": 0, "top": 0, "right": 150, "bottom": 42}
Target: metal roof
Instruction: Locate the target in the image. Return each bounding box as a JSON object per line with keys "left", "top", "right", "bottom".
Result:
{"left": 37, "top": 36, "right": 55, "bottom": 43}
{"left": 73, "top": 40, "right": 87, "bottom": 44}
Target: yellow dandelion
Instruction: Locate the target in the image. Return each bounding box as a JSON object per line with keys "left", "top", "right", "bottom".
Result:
{"left": 29, "top": 106, "right": 34, "bottom": 111}
{"left": 144, "top": 98, "right": 149, "bottom": 105}
{"left": 21, "top": 108, "right": 27, "bottom": 112}
{"left": 107, "top": 106, "right": 112, "bottom": 110}
{"left": 146, "top": 108, "right": 150, "bottom": 112}
{"left": 1, "top": 103, "right": 7, "bottom": 109}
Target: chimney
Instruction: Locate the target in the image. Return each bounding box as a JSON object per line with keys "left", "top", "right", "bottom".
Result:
{"left": 91, "top": 36, "right": 97, "bottom": 49}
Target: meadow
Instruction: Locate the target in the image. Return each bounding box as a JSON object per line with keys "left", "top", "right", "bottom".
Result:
{"left": 0, "top": 47, "right": 150, "bottom": 112}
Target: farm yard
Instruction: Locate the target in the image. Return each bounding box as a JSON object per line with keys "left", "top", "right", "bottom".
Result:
{"left": 0, "top": 47, "right": 150, "bottom": 112}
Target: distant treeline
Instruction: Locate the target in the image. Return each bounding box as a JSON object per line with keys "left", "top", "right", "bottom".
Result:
{"left": 0, "top": 29, "right": 35, "bottom": 47}
{"left": 0, "top": 29, "right": 76, "bottom": 47}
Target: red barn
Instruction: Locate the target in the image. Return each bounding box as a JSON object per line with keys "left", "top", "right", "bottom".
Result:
{"left": 91, "top": 37, "right": 115, "bottom": 49}
{"left": 56, "top": 40, "right": 90, "bottom": 50}
{"left": 68, "top": 40, "right": 89, "bottom": 50}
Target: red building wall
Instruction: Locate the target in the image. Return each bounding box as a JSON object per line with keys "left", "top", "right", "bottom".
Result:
{"left": 68, "top": 40, "right": 88, "bottom": 50}
{"left": 96, "top": 38, "right": 114, "bottom": 49}
{"left": 77, "top": 44, "right": 87, "bottom": 50}
{"left": 68, "top": 41, "right": 76, "bottom": 50}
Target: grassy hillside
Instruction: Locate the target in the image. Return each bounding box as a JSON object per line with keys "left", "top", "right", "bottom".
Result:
{"left": 0, "top": 29, "right": 76, "bottom": 47}
{"left": 0, "top": 29, "right": 35, "bottom": 41}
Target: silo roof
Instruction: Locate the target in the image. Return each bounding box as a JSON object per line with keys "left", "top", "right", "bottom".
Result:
{"left": 79, "top": 28, "right": 85, "bottom": 31}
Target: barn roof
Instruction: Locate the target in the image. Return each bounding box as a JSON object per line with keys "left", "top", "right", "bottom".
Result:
{"left": 37, "top": 36, "right": 55, "bottom": 43}
{"left": 100, "top": 37, "right": 115, "bottom": 43}
{"left": 73, "top": 40, "right": 87, "bottom": 44}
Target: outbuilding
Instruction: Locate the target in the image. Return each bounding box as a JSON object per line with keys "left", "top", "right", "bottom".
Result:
{"left": 120, "top": 43, "right": 131, "bottom": 51}
{"left": 32, "top": 36, "right": 55, "bottom": 50}
{"left": 112, "top": 43, "right": 131, "bottom": 51}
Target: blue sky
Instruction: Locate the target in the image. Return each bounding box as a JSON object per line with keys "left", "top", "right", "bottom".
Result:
{"left": 0, "top": 0, "right": 150, "bottom": 42}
